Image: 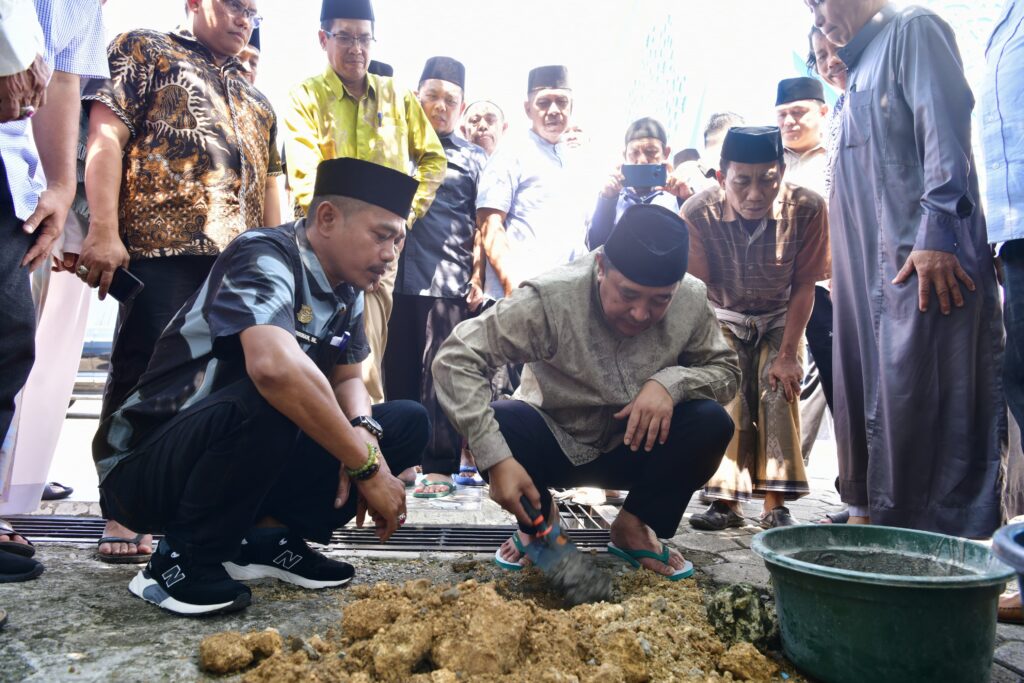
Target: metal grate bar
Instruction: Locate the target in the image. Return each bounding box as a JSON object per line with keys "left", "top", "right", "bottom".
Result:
{"left": 5, "top": 516, "right": 610, "bottom": 553}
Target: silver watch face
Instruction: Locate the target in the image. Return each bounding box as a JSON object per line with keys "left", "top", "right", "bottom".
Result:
{"left": 356, "top": 416, "right": 382, "bottom": 436}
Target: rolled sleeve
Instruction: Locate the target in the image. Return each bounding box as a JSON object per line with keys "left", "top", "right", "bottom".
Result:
{"left": 476, "top": 146, "right": 515, "bottom": 213}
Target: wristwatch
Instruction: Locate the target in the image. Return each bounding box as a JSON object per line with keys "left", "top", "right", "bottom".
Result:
{"left": 350, "top": 415, "right": 383, "bottom": 440}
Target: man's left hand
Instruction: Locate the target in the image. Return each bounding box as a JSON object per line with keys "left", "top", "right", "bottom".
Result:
{"left": 21, "top": 187, "right": 73, "bottom": 270}
{"left": 893, "top": 249, "right": 976, "bottom": 315}
{"left": 767, "top": 354, "right": 803, "bottom": 403}
{"left": 614, "top": 380, "right": 674, "bottom": 452}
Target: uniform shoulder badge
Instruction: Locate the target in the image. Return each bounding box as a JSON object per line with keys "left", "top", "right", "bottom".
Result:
{"left": 297, "top": 304, "right": 314, "bottom": 324}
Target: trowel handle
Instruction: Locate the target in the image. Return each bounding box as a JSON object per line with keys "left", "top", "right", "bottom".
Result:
{"left": 520, "top": 495, "right": 553, "bottom": 538}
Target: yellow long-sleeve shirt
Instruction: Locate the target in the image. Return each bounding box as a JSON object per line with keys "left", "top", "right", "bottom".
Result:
{"left": 284, "top": 66, "right": 446, "bottom": 220}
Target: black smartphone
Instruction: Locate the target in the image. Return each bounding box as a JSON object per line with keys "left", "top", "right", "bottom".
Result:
{"left": 621, "top": 163, "right": 667, "bottom": 188}
{"left": 108, "top": 266, "right": 145, "bottom": 303}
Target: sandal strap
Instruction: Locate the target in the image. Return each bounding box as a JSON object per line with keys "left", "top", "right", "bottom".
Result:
{"left": 0, "top": 519, "right": 14, "bottom": 535}
{"left": 511, "top": 533, "right": 527, "bottom": 554}
{"left": 617, "top": 542, "right": 670, "bottom": 564}
{"left": 97, "top": 533, "right": 146, "bottom": 545}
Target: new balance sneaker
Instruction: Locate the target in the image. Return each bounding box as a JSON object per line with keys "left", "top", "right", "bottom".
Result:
{"left": 128, "top": 540, "right": 251, "bottom": 616}
{"left": 224, "top": 530, "right": 354, "bottom": 589}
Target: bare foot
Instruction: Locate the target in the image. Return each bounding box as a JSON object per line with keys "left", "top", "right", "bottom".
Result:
{"left": 397, "top": 466, "right": 419, "bottom": 486}
{"left": 610, "top": 509, "right": 686, "bottom": 577}
{"left": 98, "top": 519, "right": 152, "bottom": 558}
{"left": 496, "top": 530, "right": 535, "bottom": 567}
{"left": 0, "top": 530, "right": 30, "bottom": 548}
{"left": 459, "top": 447, "right": 476, "bottom": 471}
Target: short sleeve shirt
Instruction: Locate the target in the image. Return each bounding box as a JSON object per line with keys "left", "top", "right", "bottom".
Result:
{"left": 83, "top": 27, "right": 282, "bottom": 259}
{"left": 683, "top": 183, "right": 830, "bottom": 314}
{"left": 93, "top": 221, "right": 367, "bottom": 480}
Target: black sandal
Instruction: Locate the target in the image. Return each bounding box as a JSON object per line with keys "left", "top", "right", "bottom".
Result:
{"left": 41, "top": 481, "right": 74, "bottom": 501}
{"left": 0, "top": 519, "right": 34, "bottom": 558}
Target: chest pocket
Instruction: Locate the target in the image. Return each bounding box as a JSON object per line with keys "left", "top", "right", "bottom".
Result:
{"left": 843, "top": 88, "right": 873, "bottom": 148}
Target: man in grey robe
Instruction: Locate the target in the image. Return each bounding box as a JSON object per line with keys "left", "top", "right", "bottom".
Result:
{"left": 806, "top": 0, "right": 1004, "bottom": 536}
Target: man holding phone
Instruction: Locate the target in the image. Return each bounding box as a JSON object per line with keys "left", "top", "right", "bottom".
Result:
{"left": 92, "top": 158, "right": 429, "bottom": 616}
{"left": 586, "top": 117, "right": 692, "bottom": 250}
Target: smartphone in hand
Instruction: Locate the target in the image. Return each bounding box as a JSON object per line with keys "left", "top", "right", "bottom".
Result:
{"left": 621, "top": 163, "right": 667, "bottom": 189}
{"left": 107, "top": 266, "right": 145, "bottom": 303}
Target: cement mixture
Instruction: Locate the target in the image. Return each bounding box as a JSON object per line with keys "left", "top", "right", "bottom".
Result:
{"left": 199, "top": 571, "right": 799, "bottom": 682}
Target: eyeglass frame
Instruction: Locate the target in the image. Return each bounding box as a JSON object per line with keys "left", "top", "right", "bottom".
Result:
{"left": 219, "top": 0, "right": 263, "bottom": 28}
{"left": 322, "top": 30, "right": 375, "bottom": 49}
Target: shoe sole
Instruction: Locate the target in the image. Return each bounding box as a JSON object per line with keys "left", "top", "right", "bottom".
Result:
{"left": 223, "top": 562, "right": 353, "bottom": 589}
{"left": 128, "top": 570, "right": 250, "bottom": 616}
{"left": 0, "top": 562, "right": 43, "bottom": 583}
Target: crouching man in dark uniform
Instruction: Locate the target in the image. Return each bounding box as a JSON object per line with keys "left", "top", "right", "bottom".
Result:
{"left": 92, "top": 158, "right": 430, "bottom": 616}
{"left": 433, "top": 204, "right": 739, "bottom": 580}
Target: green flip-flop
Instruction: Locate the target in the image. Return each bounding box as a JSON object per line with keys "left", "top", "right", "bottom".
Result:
{"left": 412, "top": 480, "right": 456, "bottom": 499}
{"left": 494, "top": 533, "right": 529, "bottom": 571}
{"left": 607, "top": 541, "right": 694, "bottom": 580}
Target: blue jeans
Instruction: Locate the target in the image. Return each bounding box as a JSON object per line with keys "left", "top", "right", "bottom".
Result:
{"left": 1005, "top": 239, "right": 1024, "bottom": 432}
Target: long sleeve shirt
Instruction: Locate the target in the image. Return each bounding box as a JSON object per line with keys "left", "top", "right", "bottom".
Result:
{"left": 982, "top": 0, "right": 1024, "bottom": 246}
{"left": 283, "top": 66, "right": 445, "bottom": 219}
{"left": 432, "top": 252, "right": 740, "bottom": 471}
{"left": 586, "top": 187, "right": 680, "bottom": 251}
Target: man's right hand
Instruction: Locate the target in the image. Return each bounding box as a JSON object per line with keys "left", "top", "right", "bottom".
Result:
{"left": 0, "top": 54, "right": 50, "bottom": 122}
{"left": 600, "top": 166, "right": 625, "bottom": 199}
{"left": 354, "top": 456, "right": 407, "bottom": 542}
{"left": 78, "top": 225, "right": 129, "bottom": 299}
{"left": 487, "top": 457, "right": 542, "bottom": 527}
{"left": 466, "top": 281, "right": 486, "bottom": 313}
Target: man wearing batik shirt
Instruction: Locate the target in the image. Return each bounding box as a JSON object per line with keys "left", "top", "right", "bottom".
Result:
{"left": 93, "top": 158, "right": 428, "bottom": 617}
{"left": 284, "top": 0, "right": 445, "bottom": 404}
{"left": 79, "top": 0, "right": 282, "bottom": 563}
{"left": 685, "top": 127, "right": 829, "bottom": 531}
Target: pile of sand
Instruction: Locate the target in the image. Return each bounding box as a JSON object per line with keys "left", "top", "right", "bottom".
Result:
{"left": 199, "top": 572, "right": 795, "bottom": 682}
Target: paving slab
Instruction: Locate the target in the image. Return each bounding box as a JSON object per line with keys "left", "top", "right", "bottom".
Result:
{"left": 704, "top": 560, "right": 772, "bottom": 589}
{"left": 998, "top": 621, "right": 1024, "bottom": 644}
{"left": 667, "top": 530, "right": 745, "bottom": 554}
{"left": 996, "top": 641, "right": 1024, "bottom": 677}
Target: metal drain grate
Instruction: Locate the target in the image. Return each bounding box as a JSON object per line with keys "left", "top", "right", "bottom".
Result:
{"left": 6, "top": 515, "right": 611, "bottom": 553}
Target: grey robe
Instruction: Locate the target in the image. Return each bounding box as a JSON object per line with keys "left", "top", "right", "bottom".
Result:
{"left": 831, "top": 4, "right": 1004, "bottom": 537}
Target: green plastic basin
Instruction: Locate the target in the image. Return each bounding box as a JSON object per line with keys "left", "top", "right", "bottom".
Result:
{"left": 751, "top": 525, "right": 1014, "bottom": 683}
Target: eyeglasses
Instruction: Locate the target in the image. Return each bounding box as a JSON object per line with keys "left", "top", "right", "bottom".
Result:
{"left": 220, "top": 0, "right": 263, "bottom": 28}
{"left": 323, "top": 30, "right": 374, "bottom": 49}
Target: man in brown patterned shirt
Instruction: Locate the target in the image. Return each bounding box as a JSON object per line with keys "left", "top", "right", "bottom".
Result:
{"left": 684, "top": 126, "right": 829, "bottom": 531}
{"left": 77, "top": 0, "right": 281, "bottom": 563}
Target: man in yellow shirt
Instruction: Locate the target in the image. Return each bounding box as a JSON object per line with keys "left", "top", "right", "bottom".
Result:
{"left": 283, "top": 0, "right": 445, "bottom": 403}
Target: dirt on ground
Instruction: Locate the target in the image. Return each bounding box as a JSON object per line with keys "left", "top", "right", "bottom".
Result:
{"left": 199, "top": 571, "right": 798, "bottom": 682}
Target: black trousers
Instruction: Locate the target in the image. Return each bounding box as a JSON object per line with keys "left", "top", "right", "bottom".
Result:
{"left": 101, "top": 377, "right": 429, "bottom": 562}
{"left": 0, "top": 159, "right": 35, "bottom": 444}
{"left": 101, "top": 255, "right": 217, "bottom": 419}
{"left": 489, "top": 400, "right": 734, "bottom": 538}
{"left": 804, "top": 285, "right": 834, "bottom": 412}
{"left": 383, "top": 293, "right": 467, "bottom": 474}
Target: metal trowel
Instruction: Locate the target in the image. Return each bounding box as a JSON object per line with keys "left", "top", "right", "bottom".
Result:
{"left": 519, "top": 495, "right": 613, "bottom": 605}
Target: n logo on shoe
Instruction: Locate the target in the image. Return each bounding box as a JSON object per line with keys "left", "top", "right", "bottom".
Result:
{"left": 273, "top": 550, "right": 302, "bottom": 570}
{"left": 162, "top": 565, "right": 186, "bottom": 587}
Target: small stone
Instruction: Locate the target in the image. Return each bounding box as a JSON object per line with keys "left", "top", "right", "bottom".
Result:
{"left": 718, "top": 642, "right": 778, "bottom": 681}
{"left": 199, "top": 632, "right": 253, "bottom": 674}
{"left": 586, "top": 658, "right": 597, "bottom": 666}
{"left": 639, "top": 637, "right": 652, "bottom": 656}
{"left": 652, "top": 597, "right": 668, "bottom": 613}
{"left": 705, "top": 583, "right": 779, "bottom": 650}
{"left": 441, "top": 587, "right": 461, "bottom": 604}
{"left": 66, "top": 653, "right": 87, "bottom": 661}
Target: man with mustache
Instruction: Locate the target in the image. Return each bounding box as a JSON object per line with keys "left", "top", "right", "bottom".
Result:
{"left": 283, "top": 0, "right": 445, "bottom": 404}
{"left": 92, "top": 158, "right": 429, "bottom": 616}
{"left": 476, "top": 65, "right": 581, "bottom": 301}
{"left": 685, "top": 126, "right": 830, "bottom": 531}
{"left": 433, "top": 204, "right": 738, "bottom": 577}
{"left": 805, "top": 0, "right": 1003, "bottom": 535}
{"left": 385, "top": 57, "right": 487, "bottom": 500}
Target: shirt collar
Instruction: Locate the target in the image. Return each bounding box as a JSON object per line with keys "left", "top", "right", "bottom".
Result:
{"left": 170, "top": 26, "right": 244, "bottom": 72}
{"left": 323, "top": 64, "right": 379, "bottom": 102}
{"left": 785, "top": 143, "right": 826, "bottom": 161}
{"left": 294, "top": 219, "right": 354, "bottom": 300}
{"left": 838, "top": 3, "right": 898, "bottom": 71}
{"left": 528, "top": 128, "right": 566, "bottom": 159}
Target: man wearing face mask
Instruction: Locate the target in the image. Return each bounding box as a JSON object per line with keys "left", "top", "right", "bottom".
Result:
{"left": 805, "top": 0, "right": 1003, "bottom": 535}
{"left": 284, "top": 0, "right": 445, "bottom": 404}
{"left": 384, "top": 56, "right": 486, "bottom": 500}
{"left": 685, "top": 126, "right": 830, "bottom": 530}
{"left": 476, "top": 65, "right": 581, "bottom": 300}
{"left": 433, "top": 204, "right": 738, "bottom": 578}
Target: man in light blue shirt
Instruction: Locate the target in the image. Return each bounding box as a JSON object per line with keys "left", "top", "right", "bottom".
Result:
{"left": 476, "top": 65, "right": 581, "bottom": 300}
{"left": 983, "top": 0, "right": 1024, "bottom": 444}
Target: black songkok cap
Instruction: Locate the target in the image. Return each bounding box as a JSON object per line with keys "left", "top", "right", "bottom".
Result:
{"left": 528, "top": 65, "right": 570, "bottom": 92}
{"left": 247, "top": 28, "right": 260, "bottom": 51}
{"left": 420, "top": 56, "right": 465, "bottom": 90}
{"left": 721, "top": 126, "right": 785, "bottom": 164}
{"left": 624, "top": 117, "right": 667, "bottom": 147}
{"left": 367, "top": 60, "right": 393, "bottom": 77}
{"left": 320, "top": 0, "right": 374, "bottom": 21}
{"left": 603, "top": 204, "right": 689, "bottom": 287}
{"left": 313, "top": 158, "right": 417, "bottom": 219}
{"left": 775, "top": 77, "right": 825, "bottom": 106}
